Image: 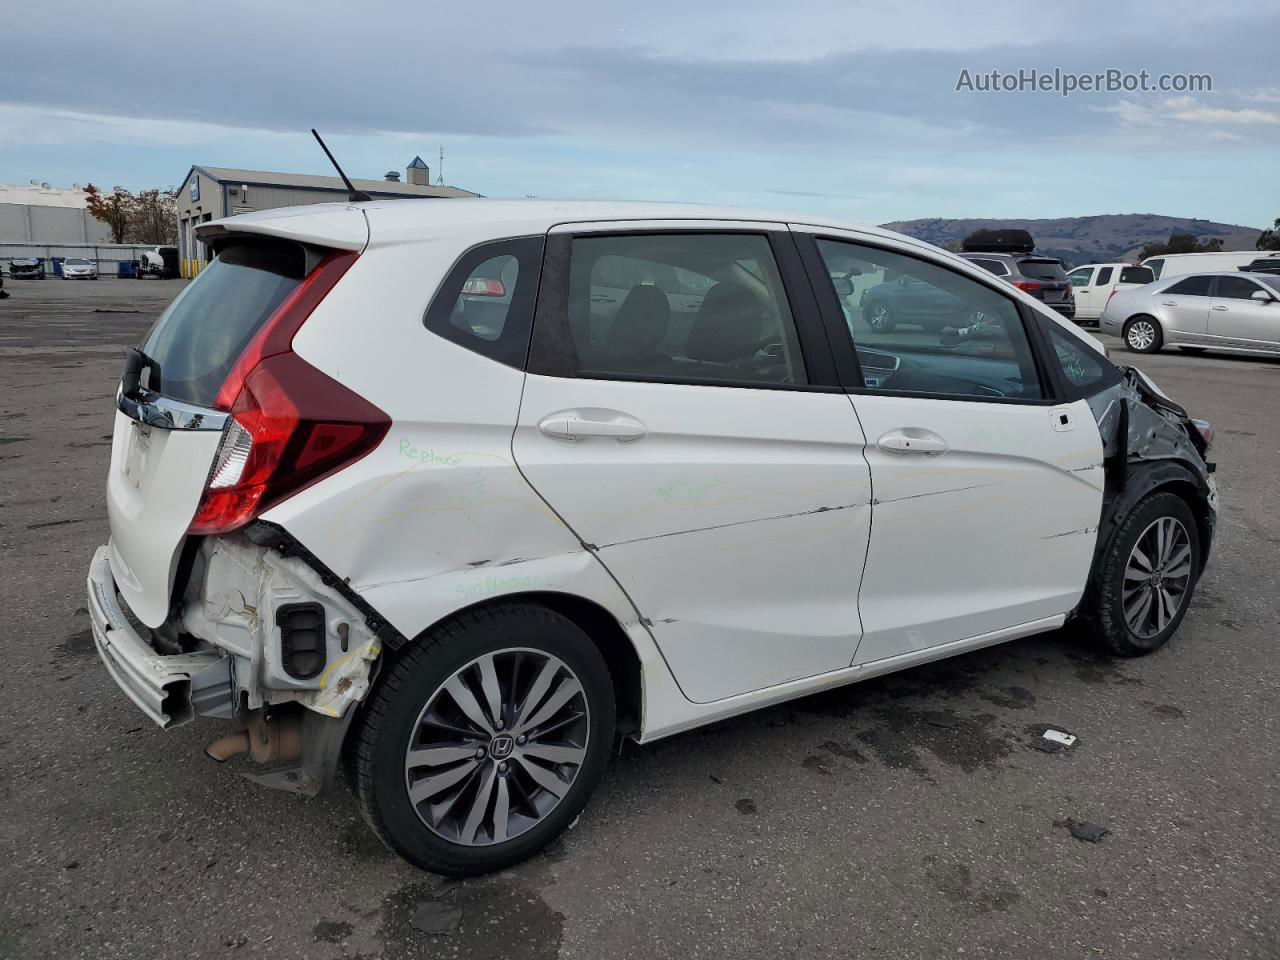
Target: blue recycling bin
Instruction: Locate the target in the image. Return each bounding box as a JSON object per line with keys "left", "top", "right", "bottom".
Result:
{"left": 51, "top": 257, "right": 65, "bottom": 278}
{"left": 117, "top": 261, "right": 137, "bottom": 278}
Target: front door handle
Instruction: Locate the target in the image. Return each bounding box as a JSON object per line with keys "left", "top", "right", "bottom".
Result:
{"left": 1211, "top": 305, "right": 1228, "bottom": 312}
{"left": 539, "top": 411, "right": 647, "bottom": 442}
{"left": 877, "top": 428, "right": 947, "bottom": 456}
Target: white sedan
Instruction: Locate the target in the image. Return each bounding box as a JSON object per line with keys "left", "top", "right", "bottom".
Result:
{"left": 61, "top": 257, "right": 98, "bottom": 279}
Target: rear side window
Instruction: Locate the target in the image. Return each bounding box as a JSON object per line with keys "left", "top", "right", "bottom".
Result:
{"left": 140, "top": 239, "right": 304, "bottom": 406}
{"left": 1016, "top": 258, "right": 1068, "bottom": 281}
{"left": 969, "top": 258, "right": 1008, "bottom": 276}
{"left": 1120, "top": 266, "right": 1154, "bottom": 284}
{"left": 424, "top": 235, "right": 545, "bottom": 368}
{"left": 1095, "top": 267, "right": 1114, "bottom": 286}
{"left": 1165, "top": 276, "right": 1213, "bottom": 296}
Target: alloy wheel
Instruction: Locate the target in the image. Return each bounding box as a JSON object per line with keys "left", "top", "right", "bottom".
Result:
{"left": 403, "top": 648, "right": 590, "bottom": 847}
{"left": 1122, "top": 516, "right": 1193, "bottom": 639}
{"left": 1127, "top": 319, "right": 1157, "bottom": 351}
{"left": 868, "top": 304, "right": 892, "bottom": 331}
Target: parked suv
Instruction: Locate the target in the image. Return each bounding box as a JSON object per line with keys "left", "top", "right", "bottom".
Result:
{"left": 960, "top": 251, "right": 1076, "bottom": 321}
{"left": 89, "top": 200, "right": 1216, "bottom": 875}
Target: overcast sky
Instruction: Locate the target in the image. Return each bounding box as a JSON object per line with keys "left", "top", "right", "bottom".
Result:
{"left": 2, "top": 0, "right": 1277, "bottom": 227}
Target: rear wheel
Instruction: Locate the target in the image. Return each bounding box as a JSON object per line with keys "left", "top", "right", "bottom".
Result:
{"left": 865, "top": 301, "right": 897, "bottom": 332}
{"left": 1123, "top": 316, "right": 1162, "bottom": 353}
{"left": 353, "top": 603, "right": 614, "bottom": 875}
{"left": 1085, "top": 492, "right": 1200, "bottom": 656}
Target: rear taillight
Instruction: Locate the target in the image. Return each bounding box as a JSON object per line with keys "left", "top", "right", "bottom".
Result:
{"left": 188, "top": 253, "right": 390, "bottom": 535}
{"left": 1011, "top": 281, "right": 1042, "bottom": 293}
{"left": 461, "top": 277, "right": 506, "bottom": 297}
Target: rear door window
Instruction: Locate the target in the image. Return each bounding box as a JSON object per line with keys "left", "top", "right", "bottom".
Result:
{"left": 1165, "top": 276, "right": 1213, "bottom": 296}
{"left": 1095, "top": 267, "right": 1114, "bottom": 286}
{"left": 543, "top": 232, "right": 808, "bottom": 387}
{"left": 140, "top": 239, "right": 305, "bottom": 406}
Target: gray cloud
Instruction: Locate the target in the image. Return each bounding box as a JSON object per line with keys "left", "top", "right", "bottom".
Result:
{"left": 1, "top": 0, "right": 1277, "bottom": 155}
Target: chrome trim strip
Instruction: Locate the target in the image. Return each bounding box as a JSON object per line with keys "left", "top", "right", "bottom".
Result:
{"left": 116, "top": 386, "right": 229, "bottom": 431}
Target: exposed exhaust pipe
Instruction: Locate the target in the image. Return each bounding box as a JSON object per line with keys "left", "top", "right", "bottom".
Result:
{"left": 206, "top": 709, "right": 303, "bottom": 764}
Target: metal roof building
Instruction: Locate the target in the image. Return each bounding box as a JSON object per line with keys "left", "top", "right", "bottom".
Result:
{"left": 175, "top": 157, "right": 479, "bottom": 275}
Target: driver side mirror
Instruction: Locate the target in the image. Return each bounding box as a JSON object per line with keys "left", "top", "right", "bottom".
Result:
{"left": 831, "top": 276, "right": 854, "bottom": 298}
{"left": 1250, "top": 289, "right": 1275, "bottom": 303}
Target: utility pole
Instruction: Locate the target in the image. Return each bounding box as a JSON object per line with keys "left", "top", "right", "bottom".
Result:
{"left": 435, "top": 146, "right": 445, "bottom": 186}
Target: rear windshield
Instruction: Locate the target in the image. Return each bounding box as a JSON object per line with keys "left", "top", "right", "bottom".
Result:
{"left": 1120, "top": 266, "right": 1154, "bottom": 284}
{"left": 140, "top": 240, "right": 306, "bottom": 406}
{"left": 1016, "top": 258, "right": 1068, "bottom": 281}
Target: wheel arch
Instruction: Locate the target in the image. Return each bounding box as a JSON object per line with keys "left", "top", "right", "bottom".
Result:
{"left": 387, "top": 590, "right": 644, "bottom": 741}
{"left": 1086, "top": 458, "right": 1215, "bottom": 600}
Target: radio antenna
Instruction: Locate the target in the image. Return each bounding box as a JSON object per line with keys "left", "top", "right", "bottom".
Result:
{"left": 311, "top": 128, "right": 372, "bottom": 202}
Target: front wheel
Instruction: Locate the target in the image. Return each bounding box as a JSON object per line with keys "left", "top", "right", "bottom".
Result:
{"left": 1123, "top": 315, "right": 1162, "bottom": 353}
{"left": 352, "top": 603, "right": 615, "bottom": 875}
{"left": 1085, "top": 492, "right": 1200, "bottom": 656}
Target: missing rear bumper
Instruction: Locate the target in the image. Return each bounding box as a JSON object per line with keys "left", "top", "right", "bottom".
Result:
{"left": 87, "top": 546, "right": 234, "bottom": 728}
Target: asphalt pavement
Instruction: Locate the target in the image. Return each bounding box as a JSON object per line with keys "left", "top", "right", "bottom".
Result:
{"left": 0, "top": 278, "right": 1276, "bottom": 960}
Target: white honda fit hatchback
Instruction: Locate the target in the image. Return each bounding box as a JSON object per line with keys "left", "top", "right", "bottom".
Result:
{"left": 88, "top": 200, "right": 1216, "bottom": 875}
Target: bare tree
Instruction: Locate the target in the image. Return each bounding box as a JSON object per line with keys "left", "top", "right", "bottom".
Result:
{"left": 83, "top": 184, "right": 178, "bottom": 244}
{"left": 130, "top": 189, "right": 178, "bottom": 244}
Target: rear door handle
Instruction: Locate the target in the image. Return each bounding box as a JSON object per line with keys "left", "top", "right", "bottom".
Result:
{"left": 538, "top": 411, "right": 646, "bottom": 442}
{"left": 1161, "top": 300, "right": 1177, "bottom": 306}
{"left": 877, "top": 428, "right": 947, "bottom": 456}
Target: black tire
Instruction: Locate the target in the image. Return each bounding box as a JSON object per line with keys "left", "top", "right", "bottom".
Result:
{"left": 1178, "top": 346, "right": 1206, "bottom": 355}
{"left": 353, "top": 602, "right": 614, "bottom": 876}
{"left": 1085, "top": 492, "right": 1200, "bottom": 657}
{"left": 1122, "top": 315, "right": 1163, "bottom": 353}
{"left": 864, "top": 300, "right": 897, "bottom": 332}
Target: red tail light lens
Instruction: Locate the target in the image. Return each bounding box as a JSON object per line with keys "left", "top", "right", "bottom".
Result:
{"left": 188, "top": 252, "right": 390, "bottom": 535}
{"left": 461, "top": 277, "right": 506, "bottom": 297}
{"left": 1011, "top": 281, "right": 1043, "bottom": 292}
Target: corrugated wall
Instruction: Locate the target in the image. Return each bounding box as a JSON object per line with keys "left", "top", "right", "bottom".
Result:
{"left": 0, "top": 203, "right": 111, "bottom": 244}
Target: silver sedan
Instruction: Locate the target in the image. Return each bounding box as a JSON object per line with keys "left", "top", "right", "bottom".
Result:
{"left": 1100, "top": 271, "right": 1280, "bottom": 355}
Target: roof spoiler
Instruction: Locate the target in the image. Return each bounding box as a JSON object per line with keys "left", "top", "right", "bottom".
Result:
{"left": 194, "top": 205, "right": 369, "bottom": 252}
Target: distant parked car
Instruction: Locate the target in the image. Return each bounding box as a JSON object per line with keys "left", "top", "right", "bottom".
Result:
{"left": 1240, "top": 256, "right": 1280, "bottom": 275}
{"left": 1067, "top": 263, "right": 1154, "bottom": 323}
{"left": 139, "top": 245, "right": 180, "bottom": 279}
{"left": 1100, "top": 271, "right": 1280, "bottom": 355}
{"left": 62, "top": 257, "right": 99, "bottom": 280}
{"left": 959, "top": 252, "right": 1076, "bottom": 321}
{"left": 1141, "top": 251, "right": 1259, "bottom": 280}
{"left": 9, "top": 258, "right": 45, "bottom": 279}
